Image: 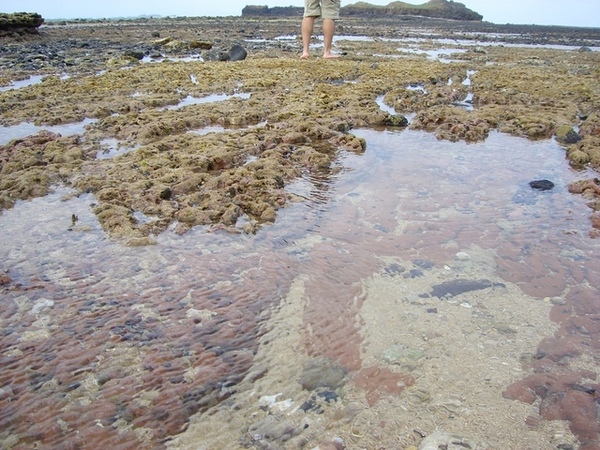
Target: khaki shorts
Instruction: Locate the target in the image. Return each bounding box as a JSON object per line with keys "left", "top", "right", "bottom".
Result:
{"left": 304, "top": 0, "right": 341, "bottom": 19}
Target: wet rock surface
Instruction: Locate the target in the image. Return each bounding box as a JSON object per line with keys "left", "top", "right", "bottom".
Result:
{"left": 430, "top": 278, "right": 506, "bottom": 298}
{"left": 0, "top": 16, "right": 595, "bottom": 238}
{"left": 529, "top": 179, "right": 555, "bottom": 191}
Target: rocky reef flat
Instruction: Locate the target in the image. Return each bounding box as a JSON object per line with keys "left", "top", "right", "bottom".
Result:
{"left": 1, "top": 15, "right": 599, "bottom": 243}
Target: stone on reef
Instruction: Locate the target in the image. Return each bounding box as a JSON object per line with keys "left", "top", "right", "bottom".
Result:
{"left": 153, "top": 37, "right": 172, "bottom": 46}
{"left": 431, "top": 279, "right": 505, "bottom": 298}
{"left": 529, "top": 179, "right": 555, "bottom": 191}
{"left": 567, "top": 147, "right": 591, "bottom": 166}
{"left": 123, "top": 49, "right": 145, "bottom": 61}
{"left": 221, "top": 204, "right": 241, "bottom": 225}
{"left": 126, "top": 237, "right": 157, "bottom": 247}
{"left": 189, "top": 41, "right": 213, "bottom": 50}
{"left": 260, "top": 206, "right": 277, "bottom": 222}
{"left": 567, "top": 137, "right": 600, "bottom": 170}
{"left": 568, "top": 178, "right": 600, "bottom": 196}
{"left": 164, "top": 40, "right": 189, "bottom": 52}
{"left": 555, "top": 124, "right": 582, "bottom": 144}
{"left": 385, "top": 114, "right": 408, "bottom": 127}
{"left": 228, "top": 44, "right": 248, "bottom": 61}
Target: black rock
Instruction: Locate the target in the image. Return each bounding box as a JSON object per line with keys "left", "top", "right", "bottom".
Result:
{"left": 385, "top": 114, "right": 409, "bottom": 127}
{"left": 563, "top": 130, "right": 582, "bottom": 144}
{"left": 431, "top": 279, "right": 505, "bottom": 298}
{"left": 228, "top": 44, "right": 248, "bottom": 61}
{"left": 529, "top": 179, "right": 555, "bottom": 191}
{"left": 124, "top": 49, "right": 145, "bottom": 61}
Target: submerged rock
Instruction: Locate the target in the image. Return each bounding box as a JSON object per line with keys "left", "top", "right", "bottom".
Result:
{"left": 529, "top": 179, "right": 555, "bottom": 191}
{"left": 430, "top": 279, "right": 505, "bottom": 298}
{"left": 300, "top": 388, "right": 339, "bottom": 413}
{"left": 241, "top": 414, "right": 300, "bottom": 447}
{"left": 554, "top": 124, "right": 582, "bottom": 144}
{"left": 228, "top": 44, "right": 248, "bottom": 61}
{"left": 385, "top": 113, "right": 408, "bottom": 127}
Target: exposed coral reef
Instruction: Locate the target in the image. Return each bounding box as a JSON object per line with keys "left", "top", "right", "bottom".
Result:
{"left": 1, "top": 16, "right": 599, "bottom": 244}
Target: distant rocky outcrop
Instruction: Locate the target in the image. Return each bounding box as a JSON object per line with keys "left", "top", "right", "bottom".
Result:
{"left": 242, "top": 0, "right": 483, "bottom": 21}
{"left": 0, "top": 12, "right": 44, "bottom": 33}
{"left": 343, "top": 0, "right": 482, "bottom": 21}
{"left": 242, "top": 5, "right": 303, "bottom": 17}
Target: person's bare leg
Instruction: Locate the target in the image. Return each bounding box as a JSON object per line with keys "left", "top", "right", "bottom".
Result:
{"left": 322, "top": 18, "right": 339, "bottom": 58}
{"left": 301, "top": 16, "right": 316, "bottom": 58}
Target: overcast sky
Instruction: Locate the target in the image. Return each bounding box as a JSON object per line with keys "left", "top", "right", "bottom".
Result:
{"left": 2, "top": 0, "right": 599, "bottom": 28}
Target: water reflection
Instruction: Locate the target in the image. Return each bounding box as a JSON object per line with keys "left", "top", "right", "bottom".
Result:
{"left": 161, "top": 92, "right": 251, "bottom": 111}
{"left": 398, "top": 47, "right": 468, "bottom": 62}
{"left": 96, "top": 138, "right": 142, "bottom": 159}
{"left": 0, "top": 75, "right": 44, "bottom": 92}
{"left": 0, "top": 118, "right": 97, "bottom": 146}
{"left": 0, "top": 130, "right": 599, "bottom": 448}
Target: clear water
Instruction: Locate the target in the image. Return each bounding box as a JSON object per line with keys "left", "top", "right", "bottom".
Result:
{"left": 0, "top": 118, "right": 97, "bottom": 146}
{"left": 1, "top": 127, "right": 598, "bottom": 448}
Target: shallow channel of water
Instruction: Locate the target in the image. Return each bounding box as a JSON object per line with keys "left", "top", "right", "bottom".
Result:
{"left": 0, "top": 128, "right": 599, "bottom": 449}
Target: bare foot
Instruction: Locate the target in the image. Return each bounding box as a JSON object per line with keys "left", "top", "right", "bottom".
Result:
{"left": 323, "top": 53, "right": 341, "bottom": 59}
{"left": 300, "top": 53, "right": 310, "bottom": 59}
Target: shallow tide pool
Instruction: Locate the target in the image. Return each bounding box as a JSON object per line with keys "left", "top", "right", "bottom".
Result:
{"left": 1, "top": 128, "right": 599, "bottom": 449}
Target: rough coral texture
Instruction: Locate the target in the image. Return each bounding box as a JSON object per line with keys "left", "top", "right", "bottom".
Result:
{"left": 0, "top": 12, "right": 44, "bottom": 31}
{"left": 0, "top": 16, "right": 599, "bottom": 243}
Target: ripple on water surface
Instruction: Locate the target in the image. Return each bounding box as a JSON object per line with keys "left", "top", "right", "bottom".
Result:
{"left": 0, "top": 129, "right": 599, "bottom": 449}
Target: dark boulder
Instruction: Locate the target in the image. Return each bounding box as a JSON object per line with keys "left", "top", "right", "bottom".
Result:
{"left": 385, "top": 114, "right": 409, "bottom": 127}
{"left": 529, "top": 180, "right": 555, "bottom": 191}
{"left": 431, "top": 279, "right": 505, "bottom": 298}
{"left": 228, "top": 44, "right": 248, "bottom": 61}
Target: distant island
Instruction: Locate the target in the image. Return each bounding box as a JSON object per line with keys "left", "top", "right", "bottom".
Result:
{"left": 242, "top": 0, "right": 483, "bottom": 21}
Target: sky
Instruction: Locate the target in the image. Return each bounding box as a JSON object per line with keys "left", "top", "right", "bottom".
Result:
{"left": 1, "top": 0, "right": 599, "bottom": 28}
